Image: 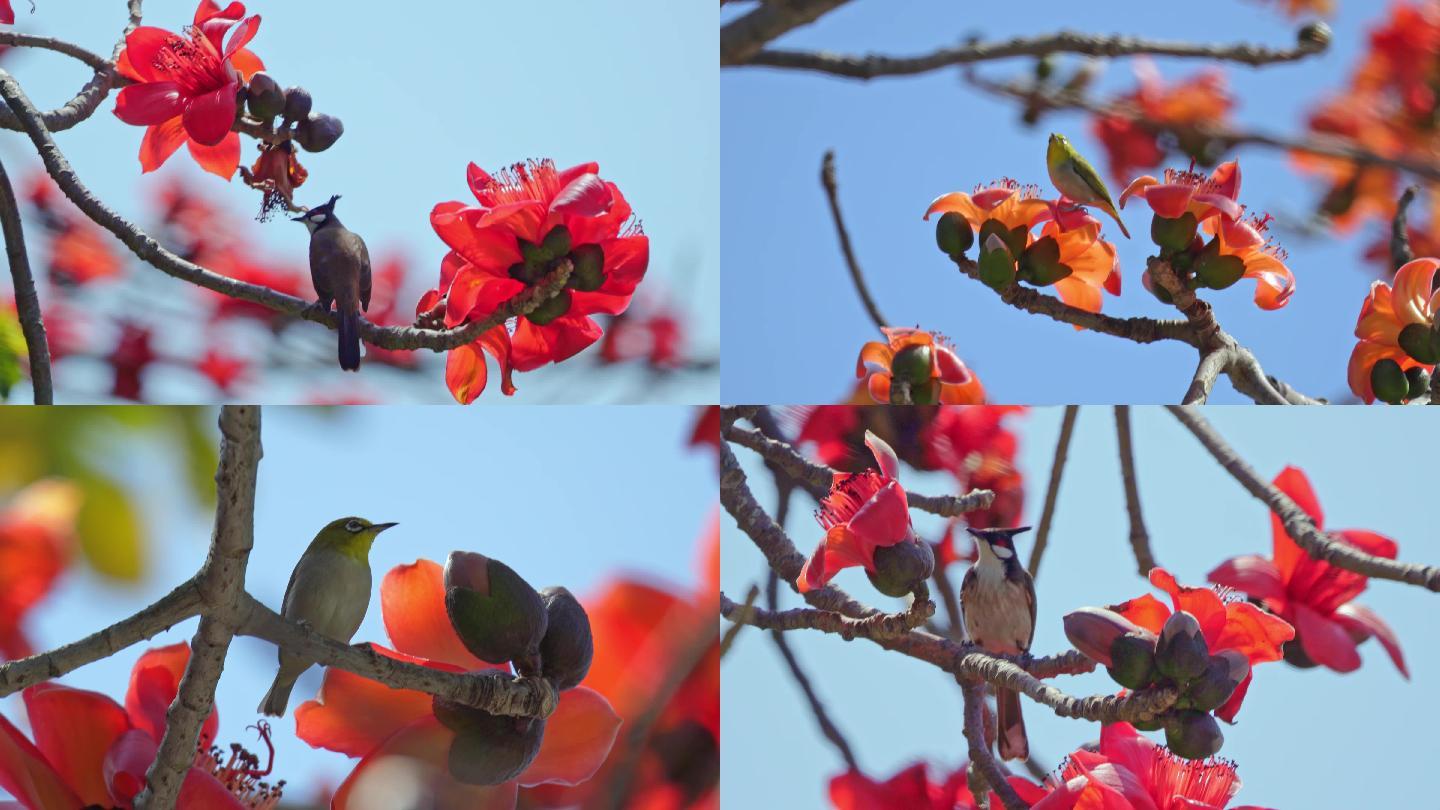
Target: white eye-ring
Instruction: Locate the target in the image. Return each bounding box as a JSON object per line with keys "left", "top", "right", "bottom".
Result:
{"left": 345, "top": 519, "right": 364, "bottom": 532}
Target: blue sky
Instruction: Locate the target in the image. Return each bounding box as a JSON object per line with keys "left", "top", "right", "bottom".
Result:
{"left": 721, "top": 1, "right": 1397, "bottom": 404}
{"left": 3, "top": 0, "right": 717, "bottom": 403}
{"left": 0, "top": 405, "right": 716, "bottom": 803}
{"left": 721, "top": 406, "right": 1440, "bottom": 807}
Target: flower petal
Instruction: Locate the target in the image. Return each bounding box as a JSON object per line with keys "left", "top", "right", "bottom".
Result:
{"left": 1270, "top": 467, "right": 1322, "bottom": 581}
{"left": 549, "top": 173, "right": 612, "bottom": 217}
{"left": 0, "top": 709, "right": 82, "bottom": 810}
{"left": 430, "top": 202, "right": 524, "bottom": 272}
{"left": 1332, "top": 602, "right": 1408, "bottom": 678}
{"left": 331, "top": 716, "right": 518, "bottom": 810}
{"left": 381, "top": 560, "right": 487, "bottom": 670}
{"left": 181, "top": 84, "right": 239, "bottom": 147}
{"left": 1110, "top": 593, "right": 1170, "bottom": 635}
{"left": 126, "top": 643, "right": 217, "bottom": 747}
{"left": 1294, "top": 601, "right": 1362, "bottom": 673}
{"left": 222, "top": 15, "right": 260, "bottom": 59}
{"left": 186, "top": 130, "right": 241, "bottom": 179}
{"left": 23, "top": 684, "right": 130, "bottom": 806}
{"left": 1207, "top": 555, "right": 1285, "bottom": 603}
{"left": 517, "top": 687, "right": 620, "bottom": 787}
{"left": 295, "top": 643, "right": 446, "bottom": 757}
{"left": 863, "top": 431, "right": 901, "bottom": 480}
{"left": 114, "top": 82, "right": 186, "bottom": 126}
{"left": 138, "top": 117, "right": 188, "bottom": 173}
{"left": 119, "top": 28, "right": 184, "bottom": 83}
{"left": 445, "top": 341, "right": 488, "bottom": 405}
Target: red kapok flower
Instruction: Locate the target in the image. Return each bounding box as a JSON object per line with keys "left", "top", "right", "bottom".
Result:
{"left": 295, "top": 559, "right": 621, "bottom": 810}
{"left": 925, "top": 179, "right": 1052, "bottom": 234}
{"left": 0, "top": 2, "right": 12, "bottom": 25}
{"left": 195, "top": 347, "right": 249, "bottom": 394}
{"left": 1031, "top": 723, "right": 1273, "bottom": 810}
{"left": 1120, "top": 161, "right": 1244, "bottom": 224}
{"left": 1111, "top": 567, "right": 1294, "bottom": 722}
{"left": 0, "top": 480, "right": 80, "bottom": 661}
{"left": 857, "top": 327, "right": 983, "bottom": 405}
{"left": 1347, "top": 257, "right": 1440, "bottom": 402}
{"left": 107, "top": 322, "right": 156, "bottom": 402}
{"left": 921, "top": 406, "right": 1027, "bottom": 533}
{"left": 1209, "top": 466, "right": 1406, "bottom": 677}
{"left": 424, "top": 160, "right": 649, "bottom": 402}
{"left": 688, "top": 405, "right": 720, "bottom": 455}
{"left": 829, "top": 761, "right": 1047, "bottom": 810}
{"left": 0, "top": 643, "right": 280, "bottom": 810}
{"left": 798, "top": 431, "right": 914, "bottom": 592}
{"left": 113, "top": 0, "right": 265, "bottom": 178}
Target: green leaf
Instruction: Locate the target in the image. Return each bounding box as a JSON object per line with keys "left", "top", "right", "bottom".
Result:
{"left": 0, "top": 310, "right": 24, "bottom": 402}
{"left": 75, "top": 474, "right": 146, "bottom": 581}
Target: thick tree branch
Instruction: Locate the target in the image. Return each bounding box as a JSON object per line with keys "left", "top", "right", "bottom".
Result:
{"left": 720, "top": 0, "right": 853, "bottom": 65}
{"left": 1113, "top": 406, "right": 1156, "bottom": 576}
{"left": 137, "top": 405, "right": 262, "bottom": 809}
{"left": 1026, "top": 405, "right": 1077, "bottom": 579}
{"left": 0, "top": 69, "right": 572, "bottom": 353}
{"left": 0, "top": 154, "right": 51, "bottom": 403}
{"left": 746, "top": 29, "right": 1326, "bottom": 80}
{"left": 822, "top": 150, "right": 888, "bottom": 331}
{"left": 1168, "top": 406, "right": 1440, "bottom": 591}
{"left": 0, "top": 1, "right": 141, "bottom": 133}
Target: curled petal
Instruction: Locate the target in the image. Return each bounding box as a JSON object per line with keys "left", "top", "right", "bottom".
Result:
{"left": 856, "top": 340, "right": 893, "bottom": 378}
{"left": 1391, "top": 257, "right": 1440, "bottom": 325}
{"left": 445, "top": 342, "right": 488, "bottom": 405}
{"left": 1117, "top": 175, "right": 1158, "bottom": 209}
{"left": 380, "top": 559, "right": 487, "bottom": 670}
{"left": 863, "top": 430, "right": 901, "bottom": 480}
{"left": 1332, "top": 602, "right": 1408, "bottom": 678}
{"left": 1207, "top": 555, "right": 1285, "bottom": 603}
{"left": 517, "top": 687, "right": 621, "bottom": 787}
{"left": 1137, "top": 183, "right": 1193, "bottom": 219}
{"left": 1294, "top": 602, "right": 1361, "bottom": 673}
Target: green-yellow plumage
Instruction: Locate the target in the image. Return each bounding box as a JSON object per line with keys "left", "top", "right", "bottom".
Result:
{"left": 1046, "top": 132, "right": 1131, "bottom": 239}
{"left": 257, "top": 516, "right": 397, "bottom": 717}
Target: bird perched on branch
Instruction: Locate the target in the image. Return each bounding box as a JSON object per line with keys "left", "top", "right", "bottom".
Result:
{"left": 258, "top": 516, "right": 396, "bottom": 717}
{"left": 1046, "top": 132, "right": 1131, "bottom": 239}
{"left": 960, "top": 526, "right": 1036, "bottom": 761}
{"left": 295, "top": 195, "right": 372, "bottom": 370}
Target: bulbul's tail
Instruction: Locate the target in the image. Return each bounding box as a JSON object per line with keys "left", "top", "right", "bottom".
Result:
{"left": 258, "top": 672, "right": 297, "bottom": 717}
{"left": 338, "top": 309, "right": 361, "bottom": 371}
{"left": 996, "top": 687, "right": 1029, "bottom": 761}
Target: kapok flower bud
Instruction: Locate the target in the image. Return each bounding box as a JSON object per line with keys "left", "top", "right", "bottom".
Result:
{"left": 282, "top": 86, "right": 313, "bottom": 123}
{"left": 866, "top": 537, "right": 934, "bottom": 598}
{"left": 525, "top": 288, "right": 573, "bottom": 326}
{"left": 444, "top": 551, "right": 549, "bottom": 671}
{"left": 296, "top": 113, "right": 344, "bottom": 153}
{"left": 537, "top": 586, "right": 594, "bottom": 691}
{"left": 246, "top": 72, "right": 285, "bottom": 120}
{"left": 1397, "top": 323, "right": 1440, "bottom": 365}
{"left": 978, "top": 233, "right": 1015, "bottom": 291}
{"left": 1018, "top": 236, "right": 1071, "bottom": 286}
{"left": 1150, "top": 211, "right": 1198, "bottom": 253}
{"left": 1182, "top": 650, "right": 1250, "bottom": 713}
{"left": 1155, "top": 610, "right": 1210, "bottom": 684}
{"left": 1299, "top": 21, "right": 1332, "bottom": 49}
{"left": 889, "top": 344, "right": 933, "bottom": 386}
{"left": 1407, "top": 366, "right": 1431, "bottom": 401}
{"left": 1370, "top": 358, "right": 1409, "bottom": 405}
{"left": 569, "top": 244, "right": 606, "bottom": 291}
{"left": 1164, "top": 709, "right": 1224, "bottom": 761}
{"left": 1062, "top": 607, "right": 1153, "bottom": 666}
{"left": 433, "top": 691, "right": 547, "bottom": 786}
{"left": 935, "top": 211, "right": 974, "bottom": 258}
{"left": 1108, "top": 633, "right": 1159, "bottom": 690}
{"left": 1193, "top": 246, "right": 1245, "bottom": 291}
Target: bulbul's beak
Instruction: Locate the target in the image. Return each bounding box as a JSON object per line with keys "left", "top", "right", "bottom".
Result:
{"left": 373, "top": 522, "right": 399, "bottom": 533}
{"left": 290, "top": 212, "right": 308, "bottom": 223}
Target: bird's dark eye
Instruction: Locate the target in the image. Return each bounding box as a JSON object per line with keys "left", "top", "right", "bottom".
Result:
{"left": 345, "top": 519, "right": 363, "bottom": 532}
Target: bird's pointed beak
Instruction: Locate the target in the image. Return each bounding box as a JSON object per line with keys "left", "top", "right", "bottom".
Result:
{"left": 290, "top": 212, "right": 308, "bottom": 223}
{"left": 374, "top": 522, "right": 399, "bottom": 533}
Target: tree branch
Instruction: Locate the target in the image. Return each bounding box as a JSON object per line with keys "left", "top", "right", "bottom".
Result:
{"left": 0, "top": 1, "right": 141, "bottom": 133}
{"left": 1168, "top": 406, "right": 1440, "bottom": 591}
{"left": 822, "top": 150, "right": 888, "bottom": 331}
{"left": 1113, "top": 406, "right": 1156, "bottom": 576}
{"left": 746, "top": 28, "right": 1326, "bottom": 80}
{"left": 960, "top": 679, "right": 1027, "bottom": 810}
{"left": 1390, "top": 185, "right": 1419, "bottom": 271}
{"left": 720, "top": 0, "right": 853, "bottom": 65}
{"left": 0, "top": 154, "right": 51, "bottom": 403}
{"left": 764, "top": 572, "right": 859, "bottom": 771}
{"left": 0, "top": 69, "right": 573, "bottom": 354}
{"left": 1026, "top": 405, "right": 1077, "bottom": 579}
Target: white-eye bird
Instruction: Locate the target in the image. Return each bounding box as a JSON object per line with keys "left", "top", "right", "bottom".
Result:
{"left": 1046, "top": 132, "right": 1131, "bottom": 239}
{"left": 960, "top": 526, "right": 1037, "bottom": 761}
{"left": 258, "top": 516, "right": 396, "bottom": 717}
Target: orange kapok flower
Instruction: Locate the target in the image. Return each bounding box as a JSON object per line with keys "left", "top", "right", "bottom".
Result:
{"left": 830, "top": 761, "right": 1047, "bottom": 810}
{"left": 1092, "top": 62, "right": 1233, "bottom": 184}
{"left": 798, "top": 431, "right": 914, "bottom": 592}
{"left": 0, "top": 643, "right": 281, "bottom": 809}
{"left": 0, "top": 480, "right": 80, "bottom": 661}
{"left": 1110, "top": 567, "right": 1294, "bottom": 723}
{"left": 1202, "top": 213, "right": 1296, "bottom": 310}
{"left": 1348, "top": 257, "right": 1440, "bottom": 402}
{"left": 295, "top": 559, "right": 621, "bottom": 810}
{"left": 1209, "top": 466, "right": 1406, "bottom": 677}
{"left": 856, "top": 327, "right": 982, "bottom": 405}
{"left": 113, "top": 0, "right": 265, "bottom": 178}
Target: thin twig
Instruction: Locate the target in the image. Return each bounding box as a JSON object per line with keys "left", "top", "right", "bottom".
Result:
{"left": 747, "top": 28, "right": 1326, "bottom": 79}
{"left": 719, "top": 584, "right": 761, "bottom": 659}
{"left": 1026, "top": 405, "right": 1077, "bottom": 579}
{"left": 0, "top": 154, "right": 51, "bottom": 403}
{"left": 765, "top": 572, "right": 859, "bottom": 771}
{"left": 822, "top": 150, "right": 888, "bottom": 331}
{"left": 1114, "top": 406, "right": 1156, "bottom": 577}
{"left": 0, "top": 69, "right": 573, "bottom": 353}
{"left": 1168, "top": 406, "right": 1440, "bottom": 591}
{"left": 1391, "top": 185, "right": 1419, "bottom": 271}
{"left": 0, "top": 1, "right": 140, "bottom": 134}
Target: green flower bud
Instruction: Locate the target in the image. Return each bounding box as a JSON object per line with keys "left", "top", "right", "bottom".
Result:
{"left": 1108, "top": 633, "right": 1160, "bottom": 690}
{"left": 1183, "top": 651, "right": 1250, "bottom": 713}
{"left": 1150, "top": 212, "right": 1198, "bottom": 253}
{"left": 1397, "top": 322, "right": 1440, "bottom": 365}
{"left": 978, "top": 234, "right": 1015, "bottom": 291}
{"left": 282, "top": 86, "right": 313, "bottom": 123}
{"left": 444, "top": 551, "right": 548, "bottom": 670}
{"left": 1155, "top": 610, "right": 1210, "bottom": 684}
{"left": 246, "top": 72, "right": 285, "bottom": 120}
{"left": 1131, "top": 713, "right": 1166, "bottom": 732}
{"left": 538, "top": 586, "right": 594, "bottom": 691}
{"left": 296, "top": 112, "right": 344, "bottom": 153}
{"left": 906, "top": 378, "right": 939, "bottom": 405}
{"left": 1407, "top": 366, "right": 1431, "bottom": 400}
{"left": 569, "top": 244, "right": 606, "bottom": 292}
{"left": 433, "top": 694, "right": 547, "bottom": 786}
{"left": 1193, "top": 249, "right": 1245, "bottom": 291}
{"left": 525, "top": 288, "right": 573, "bottom": 326}
{"left": 1299, "top": 21, "right": 1332, "bottom": 49}
{"left": 890, "top": 344, "right": 933, "bottom": 386}
{"left": 1370, "top": 358, "right": 1409, "bottom": 405}
{"left": 1035, "top": 54, "right": 1056, "bottom": 82}
{"left": 1164, "top": 709, "right": 1224, "bottom": 760}
{"left": 866, "top": 538, "right": 934, "bottom": 598}
{"left": 935, "top": 211, "right": 974, "bottom": 258}
{"left": 1018, "top": 236, "right": 1071, "bottom": 286}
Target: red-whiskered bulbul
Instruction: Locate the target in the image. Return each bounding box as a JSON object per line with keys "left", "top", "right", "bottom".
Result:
{"left": 960, "top": 525, "right": 1036, "bottom": 761}
{"left": 295, "top": 195, "right": 371, "bottom": 371}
